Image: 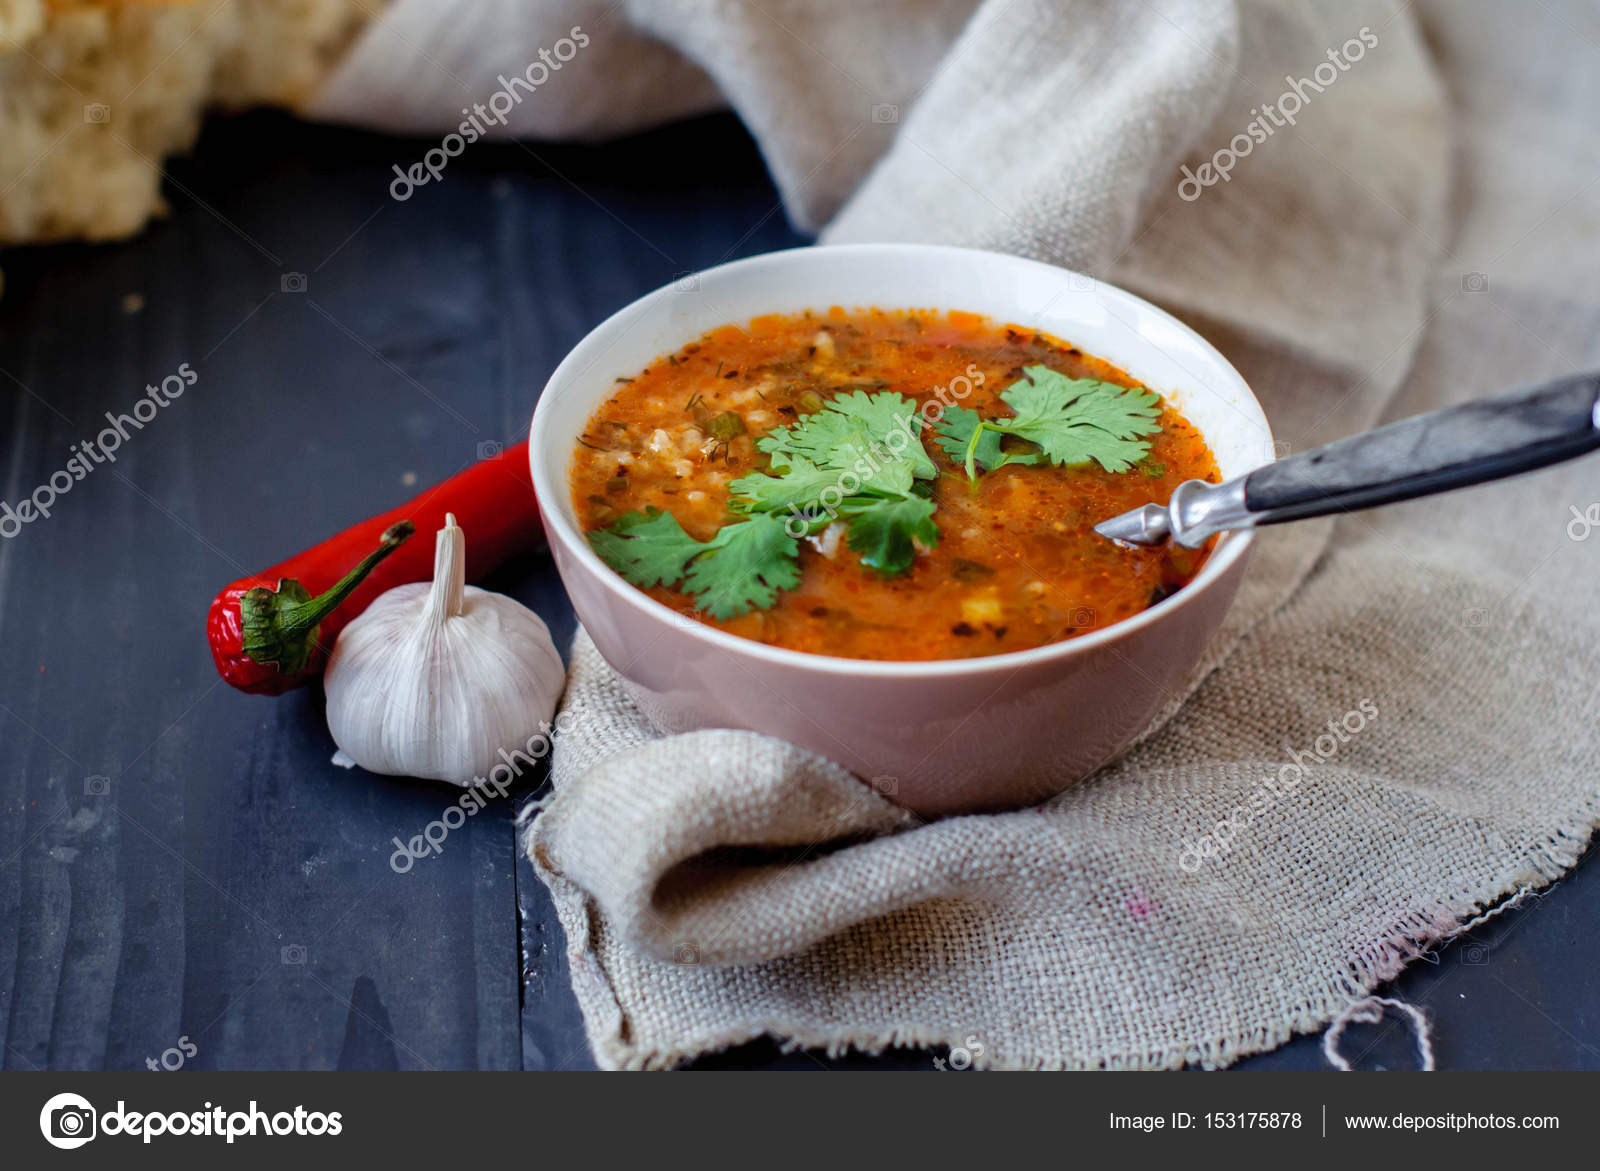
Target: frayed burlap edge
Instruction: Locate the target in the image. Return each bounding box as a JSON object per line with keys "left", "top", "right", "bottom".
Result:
{"left": 525, "top": 796, "right": 1597, "bottom": 1070}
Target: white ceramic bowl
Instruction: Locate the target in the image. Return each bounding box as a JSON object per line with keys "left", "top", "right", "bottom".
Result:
{"left": 530, "top": 244, "right": 1271, "bottom": 815}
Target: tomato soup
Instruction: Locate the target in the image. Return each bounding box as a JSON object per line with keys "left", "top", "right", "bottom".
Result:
{"left": 570, "top": 308, "right": 1219, "bottom": 661}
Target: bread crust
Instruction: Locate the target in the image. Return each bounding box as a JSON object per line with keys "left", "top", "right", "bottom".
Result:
{"left": 0, "top": 0, "right": 378, "bottom": 245}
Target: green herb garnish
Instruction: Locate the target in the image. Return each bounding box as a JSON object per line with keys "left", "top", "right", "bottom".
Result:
{"left": 734, "top": 389, "right": 938, "bottom": 575}
{"left": 587, "top": 367, "right": 1164, "bottom": 616}
{"left": 726, "top": 451, "right": 842, "bottom": 514}
{"left": 934, "top": 365, "right": 1163, "bottom": 479}
{"left": 683, "top": 513, "right": 801, "bottom": 616}
{"left": 754, "top": 389, "right": 936, "bottom": 494}
{"left": 584, "top": 507, "right": 703, "bottom": 588}
{"left": 586, "top": 508, "right": 799, "bottom": 619}
{"left": 836, "top": 494, "right": 938, "bottom": 575}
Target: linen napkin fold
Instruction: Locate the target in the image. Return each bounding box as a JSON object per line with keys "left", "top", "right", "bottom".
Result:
{"left": 319, "top": 0, "right": 1600, "bottom": 1067}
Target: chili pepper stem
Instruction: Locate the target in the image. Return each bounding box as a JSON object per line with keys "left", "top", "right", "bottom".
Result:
{"left": 240, "top": 521, "right": 415, "bottom": 673}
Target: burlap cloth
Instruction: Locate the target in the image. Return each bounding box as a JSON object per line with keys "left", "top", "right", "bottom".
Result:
{"left": 320, "top": 0, "right": 1600, "bottom": 1068}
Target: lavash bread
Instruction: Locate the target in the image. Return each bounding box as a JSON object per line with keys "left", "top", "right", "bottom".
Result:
{"left": 0, "top": 0, "right": 377, "bottom": 245}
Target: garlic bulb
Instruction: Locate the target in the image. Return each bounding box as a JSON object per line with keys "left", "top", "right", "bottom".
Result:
{"left": 324, "top": 513, "right": 564, "bottom": 786}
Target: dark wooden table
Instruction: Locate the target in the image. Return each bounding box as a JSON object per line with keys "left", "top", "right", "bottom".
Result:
{"left": 1, "top": 112, "right": 1593, "bottom": 1072}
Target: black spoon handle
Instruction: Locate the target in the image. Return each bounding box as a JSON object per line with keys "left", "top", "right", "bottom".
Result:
{"left": 1244, "top": 372, "right": 1600, "bottom": 525}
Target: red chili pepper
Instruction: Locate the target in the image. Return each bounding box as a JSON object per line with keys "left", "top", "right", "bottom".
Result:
{"left": 207, "top": 441, "right": 544, "bottom": 695}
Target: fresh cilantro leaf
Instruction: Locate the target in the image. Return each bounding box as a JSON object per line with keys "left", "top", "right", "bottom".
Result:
{"left": 733, "top": 390, "right": 945, "bottom": 575}
{"left": 996, "top": 365, "right": 1161, "bottom": 473}
{"left": 589, "top": 509, "right": 802, "bottom": 618}
{"left": 838, "top": 494, "right": 939, "bottom": 576}
{"left": 933, "top": 403, "right": 1040, "bottom": 476}
{"left": 586, "top": 508, "right": 702, "bottom": 588}
{"left": 757, "top": 390, "right": 936, "bottom": 495}
{"left": 940, "top": 365, "right": 1164, "bottom": 479}
{"left": 727, "top": 451, "right": 844, "bottom": 514}
{"left": 684, "top": 513, "right": 802, "bottom": 618}
{"left": 933, "top": 404, "right": 1001, "bottom": 468}
{"left": 590, "top": 367, "right": 1165, "bottom": 616}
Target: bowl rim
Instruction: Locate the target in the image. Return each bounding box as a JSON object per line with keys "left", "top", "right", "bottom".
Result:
{"left": 530, "top": 242, "right": 1269, "bottom": 679}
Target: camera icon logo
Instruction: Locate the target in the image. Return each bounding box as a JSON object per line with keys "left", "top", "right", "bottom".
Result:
{"left": 1461, "top": 942, "right": 1490, "bottom": 965}
{"left": 40, "top": 1092, "right": 97, "bottom": 1149}
{"left": 84, "top": 775, "right": 111, "bottom": 796}
{"left": 83, "top": 103, "right": 111, "bottom": 124}
{"left": 280, "top": 272, "right": 308, "bottom": 294}
{"left": 673, "top": 941, "right": 700, "bottom": 965}
{"left": 1461, "top": 607, "right": 1489, "bottom": 629}
{"left": 476, "top": 439, "right": 504, "bottom": 460}
{"left": 871, "top": 103, "right": 900, "bottom": 124}
{"left": 671, "top": 272, "right": 701, "bottom": 294}
{"left": 1461, "top": 271, "right": 1489, "bottom": 294}
{"left": 281, "top": 943, "right": 308, "bottom": 965}
{"left": 666, "top": 610, "right": 702, "bottom": 634}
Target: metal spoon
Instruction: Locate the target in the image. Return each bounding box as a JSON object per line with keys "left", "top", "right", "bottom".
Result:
{"left": 1095, "top": 371, "right": 1600, "bottom": 548}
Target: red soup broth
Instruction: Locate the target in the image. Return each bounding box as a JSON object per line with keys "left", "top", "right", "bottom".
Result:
{"left": 570, "top": 308, "right": 1220, "bottom": 661}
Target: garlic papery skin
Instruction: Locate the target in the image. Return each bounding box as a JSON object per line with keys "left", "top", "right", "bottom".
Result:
{"left": 324, "top": 513, "right": 564, "bottom": 787}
